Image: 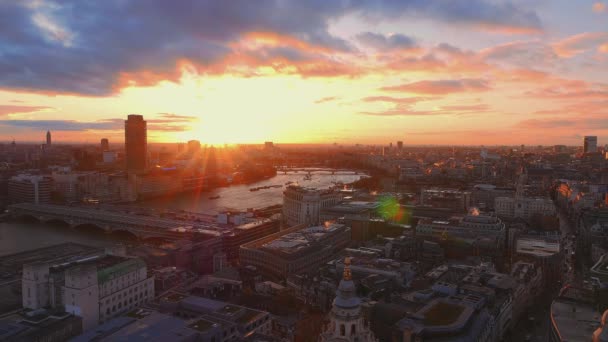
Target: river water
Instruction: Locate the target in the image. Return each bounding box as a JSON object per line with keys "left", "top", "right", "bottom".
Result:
{"left": 0, "top": 171, "right": 363, "bottom": 256}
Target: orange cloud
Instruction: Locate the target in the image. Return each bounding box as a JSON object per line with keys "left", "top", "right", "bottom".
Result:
{"left": 552, "top": 32, "right": 608, "bottom": 57}
{"left": 381, "top": 79, "right": 491, "bottom": 94}
{"left": 593, "top": 2, "right": 606, "bottom": 13}
{"left": 0, "top": 105, "right": 55, "bottom": 116}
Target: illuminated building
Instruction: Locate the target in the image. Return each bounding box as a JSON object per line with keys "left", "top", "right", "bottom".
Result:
{"left": 282, "top": 185, "right": 341, "bottom": 227}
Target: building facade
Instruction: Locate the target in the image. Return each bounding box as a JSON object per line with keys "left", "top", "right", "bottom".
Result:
{"left": 8, "top": 174, "right": 52, "bottom": 204}
{"left": 282, "top": 185, "right": 342, "bottom": 227}
{"left": 240, "top": 223, "right": 351, "bottom": 280}
{"left": 495, "top": 196, "right": 556, "bottom": 220}
{"left": 22, "top": 255, "right": 155, "bottom": 331}
{"left": 124, "top": 114, "right": 147, "bottom": 173}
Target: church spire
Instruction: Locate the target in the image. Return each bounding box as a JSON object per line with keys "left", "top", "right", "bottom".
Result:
{"left": 343, "top": 257, "right": 352, "bottom": 281}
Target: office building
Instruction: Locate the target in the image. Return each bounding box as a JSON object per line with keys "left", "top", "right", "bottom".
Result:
{"left": 515, "top": 236, "right": 561, "bottom": 286}
{"left": 471, "top": 184, "right": 515, "bottom": 210}
{"left": 282, "top": 185, "right": 342, "bottom": 227}
{"left": 221, "top": 218, "right": 280, "bottom": 262}
{"left": 187, "top": 140, "right": 201, "bottom": 154}
{"left": 102, "top": 150, "right": 117, "bottom": 164}
{"left": 264, "top": 141, "right": 274, "bottom": 149}
{"left": 416, "top": 213, "right": 506, "bottom": 250}
{"left": 495, "top": 195, "right": 556, "bottom": 220}
{"left": 124, "top": 114, "right": 147, "bottom": 173}
{"left": 46, "top": 130, "right": 51, "bottom": 146}
{"left": 397, "top": 141, "right": 403, "bottom": 150}
{"left": 23, "top": 254, "right": 154, "bottom": 331}
{"left": 100, "top": 138, "right": 109, "bottom": 151}
{"left": 240, "top": 223, "right": 351, "bottom": 279}
{"left": 8, "top": 174, "right": 52, "bottom": 204}
{"left": 420, "top": 188, "right": 471, "bottom": 211}
{"left": 320, "top": 201, "right": 379, "bottom": 241}
{"left": 585, "top": 136, "right": 598, "bottom": 154}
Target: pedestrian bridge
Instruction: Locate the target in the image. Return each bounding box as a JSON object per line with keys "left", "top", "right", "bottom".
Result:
{"left": 7, "top": 203, "right": 221, "bottom": 240}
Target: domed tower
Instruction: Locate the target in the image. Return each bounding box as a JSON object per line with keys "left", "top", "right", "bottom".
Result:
{"left": 319, "top": 258, "right": 377, "bottom": 342}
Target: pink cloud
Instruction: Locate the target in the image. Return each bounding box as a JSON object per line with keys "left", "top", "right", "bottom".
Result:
{"left": 380, "top": 79, "right": 491, "bottom": 95}
{"left": 552, "top": 32, "right": 608, "bottom": 58}
{"left": 593, "top": 2, "right": 606, "bottom": 13}
{"left": 0, "top": 105, "right": 54, "bottom": 116}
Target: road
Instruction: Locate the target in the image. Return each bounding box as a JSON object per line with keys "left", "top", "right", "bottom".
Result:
{"left": 509, "top": 209, "right": 576, "bottom": 342}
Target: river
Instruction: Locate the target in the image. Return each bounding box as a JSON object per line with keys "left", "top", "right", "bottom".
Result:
{"left": 139, "top": 171, "right": 363, "bottom": 213}
{"left": 0, "top": 171, "right": 363, "bottom": 256}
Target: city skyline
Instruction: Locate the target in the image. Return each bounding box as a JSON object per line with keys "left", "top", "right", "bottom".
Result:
{"left": 0, "top": 1, "right": 607, "bottom": 145}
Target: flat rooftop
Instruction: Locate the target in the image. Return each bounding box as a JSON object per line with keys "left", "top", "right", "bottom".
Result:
{"left": 551, "top": 288, "right": 601, "bottom": 341}
{"left": 261, "top": 224, "right": 344, "bottom": 255}
{"left": 423, "top": 301, "right": 466, "bottom": 326}
{"left": 516, "top": 237, "right": 560, "bottom": 257}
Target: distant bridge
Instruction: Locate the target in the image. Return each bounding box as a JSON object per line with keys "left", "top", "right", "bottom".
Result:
{"left": 7, "top": 203, "right": 221, "bottom": 240}
{"left": 275, "top": 168, "right": 364, "bottom": 175}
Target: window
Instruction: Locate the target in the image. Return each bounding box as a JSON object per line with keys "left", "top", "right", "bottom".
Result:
{"left": 340, "top": 325, "right": 345, "bottom": 336}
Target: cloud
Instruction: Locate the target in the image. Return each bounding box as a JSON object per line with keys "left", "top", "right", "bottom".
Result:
{"left": 314, "top": 96, "right": 339, "bottom": 104}
{"left": 380, "top": 78, "right": 491, "bottom": 94}
{"left": 593, "top": 2, "right": 607, "bottom": 13}
{"left": 149, "top": 113, "right": 198, "bottom": 123}
{"left": 356, "top": 32, "right": 417, "bottom": 50}
{"left": 361, "top": 96, "right": 435, "bottom": 104}
{"left": 517, "top": 117, "right": 608, "bottom": 130}
{"left": 0, "top": 0, "right": 543, "bottom": 95}
{"left": 360, "top": 95, "right": 489, "bottom": 116}
{"left": 552, "top": 32, "right": 608, "bottom": 58}
{"left": 0, "top": 105, "right": 54, "bottom": 116}
{"left": 479, "top": 40, "right": 557, "bottom": 66}
{"left": 0, "top": 119, "right": 123, "bottom": 131}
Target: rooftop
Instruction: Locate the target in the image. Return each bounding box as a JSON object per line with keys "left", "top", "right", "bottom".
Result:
{"left": 551, "top": 287, "right": 601, "bottom": 341}
{"left": 516, "top": 237, "right": 560, "bottom": 257}
{"left": 261, "top": 223, "right": 345, "bottom": 255}
{"left": 423, "top": 302, "right": 466, "bottom": 326}
{"left": 188, "top": 318, "right": 217, "bottom": 332}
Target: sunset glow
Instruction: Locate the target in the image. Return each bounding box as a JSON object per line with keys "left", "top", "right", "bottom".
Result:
{"left": 0, "top": 1, "right": 607, "bottom": 145}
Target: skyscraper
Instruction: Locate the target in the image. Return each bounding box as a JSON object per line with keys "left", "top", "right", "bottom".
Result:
{"left": 397, "top": 141, "right": 403, "bottom": 150}
{"left": 124, "top": 114, "right": 147, "bottom": 173}
{"left": 584, "top": 136, "right": 598, "bottom": 154}
{"left": 100, "top": 138, "right": 109, "bottom": 151}
{"left": 46, "top": 131, "right": 51, "bottom": 146}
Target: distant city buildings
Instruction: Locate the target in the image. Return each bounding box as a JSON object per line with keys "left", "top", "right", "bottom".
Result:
{"left": 46, "top": 130, "right": 51, "bottom": 147}
{"left": 8, "top": 174, "right": 52, "bottom": 204}
{"left": 124, "top": 114, "right": 147, "bottom": 173}
{"left": 584, "top": 136, "right": 598, "bottom": 154}
{"left": 100, "top": 138, "right": 109, "bottom": 151}
{"left": 187, "top": 139, "right": 201, "bottom": 154}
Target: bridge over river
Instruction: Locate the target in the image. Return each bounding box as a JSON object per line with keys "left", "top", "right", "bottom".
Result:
{"left": 7, "top": 203, "right": 222, "bottom": 240}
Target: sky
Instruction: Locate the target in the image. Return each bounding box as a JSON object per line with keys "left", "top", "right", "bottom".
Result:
{"left": 0, "top": 0, "right": 607, "bottom": 146}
